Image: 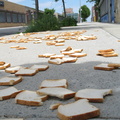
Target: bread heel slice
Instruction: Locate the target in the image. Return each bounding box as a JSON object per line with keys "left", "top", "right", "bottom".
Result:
{"left": 57, "top": 99, "right": 100, "bottom": 120}
{"left": 108, "top": 63, "right": 120, "bottom": 68}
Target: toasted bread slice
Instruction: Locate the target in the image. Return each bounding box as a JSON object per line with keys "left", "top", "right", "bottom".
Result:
{"left": 98, "top": 49, "right": 114, "bottom": 53}
{"left": 75, "top": 89, "right": 112, "bottom": 102}
{"left": 0, "top": 76, "right": 23, "bottom": 85}
{"left": 57, "top": 99, "right": 100, "bottom": 120}
{"left": 50, "top": 103, "right": 62, "bottom": 110}
{"left": 0, "top": 61, "right": 5, "bottom": 65}
{"left": 94, "top": 63, "right": 116, "bottom": 71}
{"left": 40, "top": 79, "right": 68, "bottom": 89}
{"left": 15, "top": 90, "right": 48, "bottom": 106}
{"left": 108, "top": 63, "right": 120, "bottom": 68}
{"left": 16, "top": 47, "right": 27, "bottom": 50}
{"left": 0, "top": 63, "right": 11, "bottom": 70}
{"left": 30, "top": 65, "right": 49, "bottom": 71}
{"left": 37, "top": 87, "right": 75, "bottom": 99}
{"left": 46, "top": 41, "right": 56, "bottom": 45}
{"left": 97, "top": 51, "right": 115, "bottom": 56}
{"left": 50, "top": 55, "right": 64, "bottom": 59}
{"left": 0, "top": 87, "right": 22, "bottom": 100}
{"left": 5, "top": 66, "right": 22, "bottom": 74}
{"left": 48, "top": 58, "right": 64, "bottom": 65}
{"left": 69, "top": 53, "right": 87, "bottom": 57}
{"left": 38, "top": 53, "right": 56, "bottom": 58}
{"left": 62, "top": 57, "right": 78, "bottom": 63}
{"left": 103, "top": 53, "right": 118, "bottom": 57}
{"left": 15, "top": 68, "right": 38, "bottom": 76}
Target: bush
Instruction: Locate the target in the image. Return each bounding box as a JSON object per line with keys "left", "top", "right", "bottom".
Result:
{"left": 61, "top": 17, "right": 77, "bottom": 27}
{"left": 25, "top": 12, "right": 60, "bottom": 32}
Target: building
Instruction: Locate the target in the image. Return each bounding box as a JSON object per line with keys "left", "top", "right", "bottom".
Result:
{"left": 65, "top": 8, "right": 74, "bottom": 14}
{"left": 91, "top": 6, "right": 99, "bottom": 22}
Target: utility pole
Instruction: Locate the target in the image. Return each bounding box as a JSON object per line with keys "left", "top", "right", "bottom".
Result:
{"left": 35, "top": 0, "right": 39, "bottom": 19}
{"left": 62, "top": 0, "right": 66, "bottom": 17}
{"left": 79, "top": 0, "right": 81, "bottom": 23}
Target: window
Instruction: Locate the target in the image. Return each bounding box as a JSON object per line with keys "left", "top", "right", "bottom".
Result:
{"left": 22, "top": 14, "right": 25, "bottom": 23}
{"left": 6, "top": 13, "right": 12, "bottom": 23}
{"left": 12, "top": 13, "right": 18, "bottom": 23}
{"left": 18, "top": 14, "right": 22, "bottom": 23}
{"left": 0, "top": 12, "right": 6, "bottom": 22}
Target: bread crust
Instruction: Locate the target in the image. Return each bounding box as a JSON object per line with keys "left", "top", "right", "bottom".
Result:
{"left": 103, "top": 53, "right": 118, "bottom": 57}
{"left": 69, "top": 53, "right": 87, "bottom": 57}
{"left": 98, "top": 49, "right": 114, "bottom": 52}
{"left": 94, "top": 66, "right": 115, "bottom": 71}
{"left": 108, "top": 63, "right": 120, "bottom": 67}
{"left": 57, "top": 108, "right": 100, "bottom": 120}
{"left": 0, "top": 61, "right": 5, "bottom": 65}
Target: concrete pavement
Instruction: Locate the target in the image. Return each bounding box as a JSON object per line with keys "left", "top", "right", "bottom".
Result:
{"left": 0, "top": 22, "right": 120, "bottom": 120}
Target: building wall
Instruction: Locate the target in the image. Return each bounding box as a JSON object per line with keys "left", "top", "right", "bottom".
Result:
{"left": 115, "top": 0, "right": 120, "bottom": 23}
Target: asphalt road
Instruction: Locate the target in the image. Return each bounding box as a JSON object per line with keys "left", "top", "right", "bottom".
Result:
{"left": 0, "top": 22, "right": 120, "bottom": 120}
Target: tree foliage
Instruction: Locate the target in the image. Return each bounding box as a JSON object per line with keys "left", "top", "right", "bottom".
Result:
{"left": 87, "top": 0, "right": 100, "bottom": 6}
{"left": 80, "top": 5, "right": 90, "bottom": 22}
{"left": 44, "top": 8, "right": 55, "bottom": 15}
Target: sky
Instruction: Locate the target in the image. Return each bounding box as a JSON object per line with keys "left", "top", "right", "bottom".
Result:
{"left": 8, "top": 0, "right": 94, "bottom": 22}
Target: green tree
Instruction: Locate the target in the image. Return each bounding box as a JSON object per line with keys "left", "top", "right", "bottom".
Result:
{"left": 44, "top": 8, "right": 55, "bottom": 15}
{"left": 80, "top": 5, "right": 90, "bottom": 22}
{"left": 55, "top": 0, "right": 66, "bottom": 17}
{"left": 87, "top": 0, "right": 100, "bottom": 6}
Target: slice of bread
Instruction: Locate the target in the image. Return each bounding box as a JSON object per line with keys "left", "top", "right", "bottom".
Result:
{"left": 38, "top": 53, "right": 56, "bottom": 58}
{"left": 62, "top": 57, "right": 78, "bottom": 63}
{"left": 108, "top": 63, "right": 120, "bottom": 68}
{"left": 48, "top": 59, "right": 64, "bottom": 65}
{"left": 50, "top": 55, "right": 64, "bottom": 59}
{"left": 0, "top": 61, "right": 5, "bottom": 65}
{"left": 10, "top": 45, "right": 20, "bottom": 48}
{"left": 16, "top": 47, "right": 27, "bottom": 50}
{"left": 30, "top": 65, "right": 49, "bottom": 71}
{"left": 75, "top": 89, "right": 112, "bottom": 102}
{"left": 94, "top": 63, "right": 116, "bottom": 71}
{"left": 15, "top": 90, "right": 48, "bottom": 106}
{"left": 46, "top": 41, "right": 56, "bottom": 45}
{"left": 49, "top": 103, "right": 62, "bottom": 110}
{"left": 15, "top": 68, "right": 38, "bottom": 76}
{"left": 69, "top": 53, "right": 87, "bottom": 57}
{"left": 40, "top": 79, "right": 68, "bottom": 88}
{"left": 37, "top": 87, "right": 75, "bottom": 99}
{"left": 57, "top": 99, "right": 100, "bottom": 120}
{"left": 55, "top": 43, "right": 64, "bottom": 46}
{"left": 5, "top": 66, "right": 22, "bottom": 74}
{"left": 61, "top": 50, "right": 75, "bottom": 55}
{"left": 0, "top": 63, "right": 11, "bottom": 70}
{"left": 60, "top": 46, "right": 73, "bottom": 52}
{"left": 73, "top": 49, "right": 83, "bottom": 53}
{"left": 98, "top": 49, "right": 114, "bottom": 53}
{"left": 103, "top": 53, "right": 118, "bottom": 57}
{"left": 0, "top": 76, "right": 23, "bottom": 85}
{"left": 54, "top": 39, "right": 65, "bottom": 43}
{"left": 97, "top": 51, "right": 115, "bottom": 56}
{"left": 0, "top": 87, "right": 22, "bottom": 100}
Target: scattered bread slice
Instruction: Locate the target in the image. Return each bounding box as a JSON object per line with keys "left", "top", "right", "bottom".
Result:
{"left": 0, "top": 87, "right": 22, "bottom": 100}
{"left": 61, "top": 50, "right": 75, "bottom": 55}
{"left": 50, "top": 55, "right": 64, "bottom": 59}
{"left": 75, "top": 89, "right": 112, "bottom": 102}
{"left": 57, "top": 99, "right": 100, "bottom": 120}
{"left": 62, "top": 57, "right": 78, "bottom": 63}
{"left": 37, "top": 87, "right": 75, "bottom": 99}
{"left": 0, "top": 76, "right": 23, "bottom": 85}
{"left": 30, "top": 65, "right": 49, "bottom": 71}
{"left": 97, "top": 51, "right": 115, "bottom": 56}
{"left": 48, "top": 58, "right": 64, "bottom": 65}
{"left": 69, "top": 53, "right": 87, "bottom": 57}
{"left": 94, "top": 63, "right": 116, "bottom": 71}
{"left": 50, "top": 103, "right": 62, "bottom": 110}
{"left": 108, "top": 63, "right": 120, "bottom": 68}
{"left": 0, "top": 63, "right": 11, "bottom": 70}
{"left": 15, "top": 90, "right": 48, "bottom": 106}
{"left": 103, "top": 53, "right": 118, "bottom": 57}
{"left": 5, "top": 66, "right": 23, "bottom": 74}
{"left": 55, "top": 43, "right": 64, "bottom": 46}
{"left": 10, "top": 45, "right": 20, "bottom": 48}
{"left": 38, "top": 53, "right": 56, "bottom": 58}
{"left": 98, "top": 49, "right": 114, "bottom": 53}
{"left": 73, "top": 49, "right": 83, "bottom": 53}
{"left": 0, "top": 61, "right": 5, "bottom": 65}
{"left": 54, "top": 39, "right": 65, "bottom": 43}
{"left": 40, "top": 79, "right": 68, "bottom": 89}
{"left": 60, "top": 46, "right": 73, "bottom": 52}
{"left": 16, "top": 47, "right": 27, "bottom": 50}
{"left": 15, "top": 68, "right": 38, "bottom": 76}
{"left": 46, "top": 41, "right": 56, "bottom": 45}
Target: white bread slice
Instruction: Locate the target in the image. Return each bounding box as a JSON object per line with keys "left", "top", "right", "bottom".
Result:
{"left": 15, "top": 90, "right": 48, "bottom": 106}
{"left": 46, "top": 41, "right": 56, "bottom": 45}
{"left": 0, "top": 76, "right": 23, "bottom": 85}
{"left": 55, "top": 43, "right": 64, "bottom": 46}
{"left": 60, "top": 46, "right": 73, "bottom": 52}
{"left": 75, "top": 89, "right": 112, "bottom": 102}
{"left": 0, "top": 61, "right": 5, "bottom": 65}
{"left": 37, "top": 87, "right": 75, "bottom": 99}
{"left": 97, "top": 51, "right": 115, "bottom": 56}
{"left": 16, "top": 47, "right": 27, "bottom": 50}
{"left": 38, "top": 53, "right": 56, "bottom": 58}
{"left": 49, "top": 103, "right": 62, "bottom": 110}
{"left": 48, "top": 58, "right": 64, "bottom": 65}
{"left": 30, "top": 65, "right": 49, "bottom": 71}
{"left": 0, "top": 63, "right": 11, "bottom": 70}
{"left": 69, "top": 53, "right": 87, "bottom": 57}
{"left": 73, "top": 49, "right": 83, "bottom": 53}
{"left": 61, "top": 50, "right": 75, "bottom": 55}
{"left": 15, "top": 68, "right": 38, "bottom": 76}
{"left": 57, "top": 99, "right": 100, "bottom": 120}
{"left": 54, "top": 39, "right": 65, "bottom": 43}
{"left": 62, "top": 57, "right": 78, "bottom": 63}
{"left": 94, "top": 63, "right": 116, "bottom": 71}
{"left": 5, "top": 66, "right": 22, "bottom": 74}
{"left": 103, "top": 53, "right": 118, "bottom": 57}
{"left": 40, "top": 79, "right": 68, "bottom": 89}
{"left": 10, "top": 45, "right": 20, "bottom": 48}
{"left": 50, "top": 55, "right": 64, "bottom": 59}
{"left": 0, "top": 87, "right": 22, "bottom": 100}
{"left": 98, "top": 49, "right": 114, "bottom": 53}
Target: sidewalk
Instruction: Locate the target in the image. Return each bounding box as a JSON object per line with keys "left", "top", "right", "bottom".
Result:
{"left": 0, "top": 22, "right": 120, "bottom": 120}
